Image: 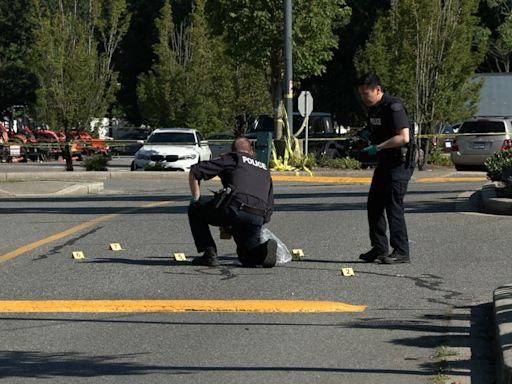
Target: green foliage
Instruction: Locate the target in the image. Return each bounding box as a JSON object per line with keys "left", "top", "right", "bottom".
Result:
{"left": 481, "top": 0, "right": 512, "bottom": 72}
{"left": 427, "top": 148, "right": 453, "bottom": 167}
{"left": 355, "top": 0, "right": 487, "bottom": 133}
{"left": 138, "top": 0, "right": 269, "bottom": 134}
{"left": 206, "top": 0, "right": 351, "bottom": 131}
{"left": 0, "top": 0, "right": 37, "bottom": 111}
{"left": 30, "top": 0, "right": 131, "bottom": 131}
{"left": 82, "top": 154, "right": 110, "bottom": 171}
{"left": 485, "top": 148, "right": 512, "bottom": 181}
{"left": 319, "top": 156, "right": 361, "bottom": 170}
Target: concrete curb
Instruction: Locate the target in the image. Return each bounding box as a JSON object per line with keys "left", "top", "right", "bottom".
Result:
{"left": 495, "top": 285, "right": 512, "bottom": 384}
{"left": 481, "top": 182, "right": 512, "bottom": 215}
{"left": 53, "top": 182, "right": 104, "bottom": 195}
{"left": 0, "top": 182, "right": 104, "bottom": 196}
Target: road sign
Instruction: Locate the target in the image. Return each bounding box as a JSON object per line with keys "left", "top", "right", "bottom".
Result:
{"left": 298, "top": 91, "right": 313, "bottom": 117}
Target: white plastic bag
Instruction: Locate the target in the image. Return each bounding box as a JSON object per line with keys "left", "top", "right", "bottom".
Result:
{"left": 260, "top": 227, "right": 292, "bottom": 265}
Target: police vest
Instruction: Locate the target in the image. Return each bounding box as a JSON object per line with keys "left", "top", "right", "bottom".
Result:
{"left": 223, "top": 152, "right": 272, "bottom": 210}
{"left": 368, "top": 93, "right": 412, "bottom": 166}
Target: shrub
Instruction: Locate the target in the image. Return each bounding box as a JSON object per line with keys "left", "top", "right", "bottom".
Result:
{"left": 319, "top": 156, "right": 361, "bottom": 169}
{"left": 82, "top": 154, "right": 110, "bottom": 171}
{"left": 427, "top": 148, "right": 453, "bottom": 166}
{"left": 484, "top": 149, "right": 512, "bottom": 182}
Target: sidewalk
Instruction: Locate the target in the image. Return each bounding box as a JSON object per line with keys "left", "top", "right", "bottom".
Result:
{"left": 1, "top": 168, "right": 511, "bottom": 382}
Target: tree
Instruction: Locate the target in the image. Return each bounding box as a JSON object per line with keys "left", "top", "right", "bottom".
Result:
{"left": 206, "top": 0, "right": 351, "bottom": 139}
{"left": 137, "top": 0, "right": 183, "bottom": 127}
{"left": 355, "top": 0, "right": 487, "bottom": 169}
{"left": 300, "top": 0, "right": 391, "bottom": 127}
{"left": 0, "top": 0, "right": 37, "bottom": 112}
{"left": 481, "top": 0, "right": 512, "bottom": 72}
{"left": 30, "top": 0, "right": 130, "bottom": 170}
{"left": 137, "top": 0, "right": 269, "bottom": 134}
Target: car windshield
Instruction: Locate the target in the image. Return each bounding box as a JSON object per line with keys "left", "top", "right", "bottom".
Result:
{"left": 459, "top": 121, "right": 505, "bottom": 134}
{"left": 147, "top": 132, "right": 196, "bottom": 144}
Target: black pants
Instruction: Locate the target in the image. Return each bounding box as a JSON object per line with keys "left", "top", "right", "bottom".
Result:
{"left": 367, "top": 164, "right": 413, "bottom": 256}
{"left": 188, "top": 198, "right": 267, "bottom": 265}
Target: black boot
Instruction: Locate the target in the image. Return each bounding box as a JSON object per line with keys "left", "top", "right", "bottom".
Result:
{"left": 191, "top": 249, "right": 219, "bottom": 267}
{"left": 261, "top": 239, "right": 277, "bottom": 268}
{"left": 359, "top": 247, "right": 387, "bottom": 263}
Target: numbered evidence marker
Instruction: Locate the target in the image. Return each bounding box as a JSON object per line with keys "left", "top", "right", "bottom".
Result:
{"left": 71, "top": 251, "right": 86, "bottom": 260}
{"left": 341, "top": 268, "right": 355, "bottom": 277}
{"left": 173, "top": 252, "right": 187, "bottom": 262}
{"left": 109, "top": 243, "right": 123, "bottom": 251}
{"left": 292, "top": 249, "right": 304, "bottom": 261}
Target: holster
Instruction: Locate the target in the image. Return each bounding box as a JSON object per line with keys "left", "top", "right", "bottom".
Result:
{"left": 212, "top": 185, "right": 236, "bottom": 209}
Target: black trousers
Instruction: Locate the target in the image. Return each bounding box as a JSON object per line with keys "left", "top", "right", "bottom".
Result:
{"left": 367, "top": 164, "right": 413, "bottom": 256}
{"left": 188, "top": 198, "right": 267, "bottom": 265}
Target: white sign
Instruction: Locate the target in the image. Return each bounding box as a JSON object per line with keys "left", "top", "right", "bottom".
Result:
{"left": 9, "top": 145, "right": 20, "bottom": 156}
{"left": 298, "top": 91, "right": 313, "bottom": 117}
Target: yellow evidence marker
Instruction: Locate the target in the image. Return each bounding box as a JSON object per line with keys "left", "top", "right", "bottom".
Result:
{"left": 292, "top": 249, "right": 304, "bottom": 261}
{"left": 341, "top": 268, "right": 355, "bottom": 277}
{"left": 173, "top": 253, "right": 187, "bottom": 261}
{"left": 71, "top": 251, "right": 85, "bottom": 260}
{"left": 109, "top": 243, "right": 123, "bottom": 251}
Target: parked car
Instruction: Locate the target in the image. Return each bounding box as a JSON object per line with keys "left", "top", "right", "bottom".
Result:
{"left": 131, "top": 128, "right": 212, "bottom": 171}
{"left": 451, "top": 116, "right": 512, "bottom": 171}
{"left": 111, "top": 131, "right": 148, "bottom": 156}
{"left": 206, "top": 132, "right": 235, "bottom": 157}
{"left": 432, "top": 122, "right": 460, "bottom": 153}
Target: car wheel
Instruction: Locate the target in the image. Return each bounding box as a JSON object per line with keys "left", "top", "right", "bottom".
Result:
{"left": 130, "top": 161, "right": 136, "bottom": 171}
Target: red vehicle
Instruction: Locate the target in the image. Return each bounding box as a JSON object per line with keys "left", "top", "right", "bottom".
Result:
{"left": 0, "top": 122, "right": 39, "bottom": 162}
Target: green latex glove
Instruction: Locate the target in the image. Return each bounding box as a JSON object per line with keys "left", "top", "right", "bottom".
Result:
{"left": 190, "top": 196, "right": 200, "bottom": 205}
{"left": 362, "top": 144, "right": 378, "bottom": 156}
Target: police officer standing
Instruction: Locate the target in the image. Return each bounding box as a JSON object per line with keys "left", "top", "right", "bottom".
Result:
{"left": 188, "top": 137, "right": 277, "bottom": 267}
{"left": 357, "top": 73, "right": 414, "bottom": 264}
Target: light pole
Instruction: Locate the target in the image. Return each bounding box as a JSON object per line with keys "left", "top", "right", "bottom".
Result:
{"left": 284, "top": 0, "right": 293, "bottom": 138}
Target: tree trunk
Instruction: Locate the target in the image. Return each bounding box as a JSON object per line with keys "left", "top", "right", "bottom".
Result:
{"left": 62, "top": 143, "right": 74, "bottom": 171}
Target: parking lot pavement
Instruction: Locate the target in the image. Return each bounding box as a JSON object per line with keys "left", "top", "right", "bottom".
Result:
{"left": 2, "top": 167, "right": 512, "bottom": 383}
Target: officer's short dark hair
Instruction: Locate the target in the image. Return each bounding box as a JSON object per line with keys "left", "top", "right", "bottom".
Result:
{"left": 357, "top": 73, "right": 382, "bottom": 88}
{"left": 231, "top": 137, "right": 253, "bottom": 154}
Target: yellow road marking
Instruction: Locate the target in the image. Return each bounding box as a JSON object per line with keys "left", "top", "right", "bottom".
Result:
{"left": 0, "top": 201, "right": 171, "bottom": 265}
{"left": 416, "top": 177, "right": 486, "bottom": 183}
{"left": 0, "top": 300, "right": 366, "bottom": 313}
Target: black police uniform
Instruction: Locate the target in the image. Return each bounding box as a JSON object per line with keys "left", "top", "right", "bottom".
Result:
{"left": 367, "top": 92, "right": 414, "bottom": 257}
{"left": 188, "top": 151, "right": 274, "bottom": 266}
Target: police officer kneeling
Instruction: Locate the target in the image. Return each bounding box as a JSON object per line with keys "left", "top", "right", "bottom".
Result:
{"left": 188, "top": 137, "right": 277, "bottom": 267}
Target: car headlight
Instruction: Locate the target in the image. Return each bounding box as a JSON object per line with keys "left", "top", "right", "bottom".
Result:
{"left": 135, "top": 152, "right": 150, "bottom": 160}
{"left": 179, "top": 153, "right": 197, "bottom": 160}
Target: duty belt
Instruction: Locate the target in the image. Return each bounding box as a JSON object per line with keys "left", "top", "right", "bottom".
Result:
{"left": 232, "top": 200, "right": 268, "bottom": 217}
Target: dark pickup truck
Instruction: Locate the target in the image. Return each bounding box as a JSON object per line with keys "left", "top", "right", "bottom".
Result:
{"left": 245, "top": 112, "right": 347, "bottom": 159}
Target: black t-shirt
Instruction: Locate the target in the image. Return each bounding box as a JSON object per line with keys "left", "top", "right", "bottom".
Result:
{"left": 190, "top": 152, "right": 273, "bottom": 210}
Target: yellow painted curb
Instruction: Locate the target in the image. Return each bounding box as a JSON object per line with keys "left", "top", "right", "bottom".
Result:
{"left": 0, "top": 300, "right": 366, "bottom": 313}
{"left": 416, "top": 177, "right": 486, "bottom": 183}
{"left": 272, "top": 175, "right": 372, "bottom": 184}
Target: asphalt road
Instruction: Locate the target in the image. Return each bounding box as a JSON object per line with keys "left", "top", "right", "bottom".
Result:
{"left": 0, "top": 173, "right": 503, "bottom": 383}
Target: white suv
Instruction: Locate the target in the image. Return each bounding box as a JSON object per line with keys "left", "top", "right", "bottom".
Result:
{"left": 451, "top": 116, "right": 512, "bottom": 171}
{"left": 131, "top": 128, "right": 212, "bottom": 171}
